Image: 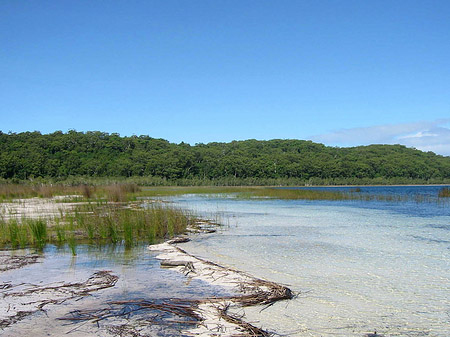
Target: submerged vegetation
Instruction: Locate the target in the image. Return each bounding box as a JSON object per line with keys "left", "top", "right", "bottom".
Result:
{"left": 237, "top": 187, "right": 450, "bottom": 203}
{"left": 1, "top": 131, "right": 449, "bottom": 185}
{"left": 438, "top": 187, "right": 450, "bottom": 197}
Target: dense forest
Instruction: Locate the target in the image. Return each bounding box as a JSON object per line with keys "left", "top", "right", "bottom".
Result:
{"left": 1, "top": 131, "right": 449, "bottom": 185}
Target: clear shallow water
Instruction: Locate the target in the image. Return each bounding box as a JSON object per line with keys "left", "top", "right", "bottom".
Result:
{"left": 0, "top": 244, "right": 231, "bottom": 336}
{"left": 170, "top": 187, "right": 450, "bottom": 337}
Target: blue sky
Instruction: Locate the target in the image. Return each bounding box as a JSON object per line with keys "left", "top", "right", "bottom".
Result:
{"left": 1, "top": 1, "right": 449, "bottom": 155}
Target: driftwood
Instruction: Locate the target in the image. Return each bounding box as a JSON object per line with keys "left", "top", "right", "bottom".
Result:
{"left": 174, "top": 245, "right": 294, "bottom": 306}
{"left": 218, "top": 304, "right": 271, "bottom": 337}
{"left": 147, "top": 243, "right": 295, "bottom": 336}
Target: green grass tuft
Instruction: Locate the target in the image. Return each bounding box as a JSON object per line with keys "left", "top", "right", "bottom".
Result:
{"left": 8, "top": 220, "right": 19, "bottom": 248}
{"left": 28, "top": 219, "right": 47, "bottom": 249}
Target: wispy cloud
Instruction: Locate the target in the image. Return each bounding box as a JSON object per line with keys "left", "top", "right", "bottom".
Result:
{"left": 310, "top": 119, "right": 450, "bottom": 156}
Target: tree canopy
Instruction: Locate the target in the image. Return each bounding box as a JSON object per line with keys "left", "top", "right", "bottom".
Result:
{"left": 1, "top": 131, "right": 449, "bottom": 184}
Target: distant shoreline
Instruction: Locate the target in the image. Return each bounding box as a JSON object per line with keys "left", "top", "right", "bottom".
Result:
{"left": 292, "top": 183, "right": 450, "bottom": 187}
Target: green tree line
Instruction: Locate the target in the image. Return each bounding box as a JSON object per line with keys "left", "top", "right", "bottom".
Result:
{"left": 1, "top": 131, "right": 449, "bottom": 184}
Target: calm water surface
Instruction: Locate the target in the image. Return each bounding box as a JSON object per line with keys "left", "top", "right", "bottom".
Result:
{"left": 0, "top": 244, "right": 231, "bottom": 336}
{"left": 170, "top": 186, "right": 450, "bottom": 337}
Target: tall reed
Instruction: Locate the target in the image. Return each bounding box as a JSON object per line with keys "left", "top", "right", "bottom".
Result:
{"left": 8, "top": 220, "right": 20, "bottom": 248}
{"left": 0, "top": 202, "right": 194, "bottom": 249}
{"left": 28, "top": 219, "right": 47, "bottom": 249}
{"left": 68, "top": 234, "right": 77, "bottom": 256}
{"left": 59, "top": 203, "right": 192, "bottom": 246}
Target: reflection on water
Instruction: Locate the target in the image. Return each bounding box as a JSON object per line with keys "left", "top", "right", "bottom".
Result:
{"left": 0, "top": 244, "right": 231, "bottom": 336}
{"left": 171, "top": 186, "right": 450, "bottom": 337}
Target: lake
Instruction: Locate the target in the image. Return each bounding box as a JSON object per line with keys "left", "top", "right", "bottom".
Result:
{"left": 169, "top": 186, "right": 450, "bottom": 336}
{"left": 0, "top": 244, "right": 231, "bottom": 336}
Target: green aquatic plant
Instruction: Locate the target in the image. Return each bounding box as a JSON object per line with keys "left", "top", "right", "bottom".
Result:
{"left": 84, "top": 220, "right": 95, "bottom": 240}
{"left": 28, "top": 219, "right": 47, "bottom": 249}
{"left": 18, "top": 225, "right": 28, "bottom": 248}
{"left": 246, "top": 188, "right": 354, "bottom": 201}
{"left": 0, "top": 199, "right": 197, "bottom": 249}
{"left": 68, "top": 235, "right": 77, "bottom": 256}
{"left": 8, "top": 220, "right": 19, "bottom": 248}
{"left": 106, "top": 216, "right": 119, "bottom": 243}
{"left": 147, "top": 225, "right": 156, "bottom": 244}
{"left": 167, "top": 217, "right": 175, "bottom": 238}
{"left": 123, "top": 218, "right": 133, "bottom": 247}
{"left": 55, "top": 225, "right": 66, "bottom": 244}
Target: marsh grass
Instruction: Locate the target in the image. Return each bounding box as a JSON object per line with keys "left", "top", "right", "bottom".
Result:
{"left": 106, "top": 216, "right": 119, "bottom": 244}
{"left": 55, "top": 223, "right": 66, "bottom": 244}
{"left": 18, "top": 225, "right": 28, "bottom": 248}
{"left": 2, "top": 182, "right": 447, "bottom": 249}
{"left": 235, "top": 187, "right": 436, "bottom": 202}
{"left": 68, "top": 235, "right": 77, "bottom": 256}
{"left": 65, "top": 203, "right": 191, "bottom": 246}
{"left": 0, "top": 184, "right": 82, "bottom": 200}
{"left": 3, "top": 182, "right": 444, "bottom": 203}
{"left": 138, "top": 186, "right": 403, "bottom": 202}
{"left": 81, "top": 184, "right": 94, "bottom": 199}
{"left": 8, "top": 219, "right": 19, "bottom": 248}
{"left": 0, "top": 201, "right": 193, "bottom": 249}
{"left": 104, "top": 185, "right": 129, "bottom": 202}
{"left": 85, "top": 220, "right": 95, "bottom": 240}
{"left": 2, "top": 182, "right": 445, "bottom": 213}
{"left": 137, "top": 186, "right": 255, "bottom": 198}
{"left": 147, "top": 225, "right": 156, "bottom": 244}
{"left": 28, "top": 219, "right": 47, "bottom": 249}
{"left": 136, "top": 186, "right": 412, "bottom": 202}
{"left": 244, "top": 188, "right": 352, "bottom": 201}
{"left": 122, "top": 216, "right": 133, "bottom": 247}
{"left": 0, "top": 217, "right": 32, "bottom": 248}
{"left": 0, "top": 183, "right": 141, "bottom": 202}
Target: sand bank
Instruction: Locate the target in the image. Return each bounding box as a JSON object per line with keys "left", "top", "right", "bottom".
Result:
{"left": 149, "top": 240, "right": 293, "bottom": 336}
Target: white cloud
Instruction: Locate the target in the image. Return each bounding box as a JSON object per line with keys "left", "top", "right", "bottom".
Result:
{"left": 310, "top": 119, "right": 450, "bottom": 156}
